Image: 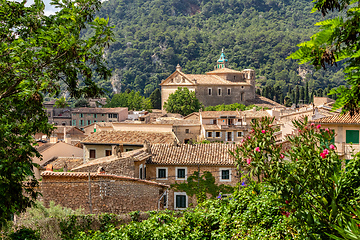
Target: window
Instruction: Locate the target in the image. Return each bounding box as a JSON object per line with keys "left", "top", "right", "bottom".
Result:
{"left": 207, "top": 131, "right": 212, "bottom": 138}
{"left": 89, "top": 149, "right": 96, "bottom": 159}
{"left": 94, "top": 114, "right": 97, "bottom": 118}
{"left": 72, "top": 113, "right": 76, "bottom": 117}
{"left": 139, "top": 164, "right": 143, "bottom": 179}
{"left": 156, "top": 167, "right": 168, "bottom": 180}
{"left": 72, "top": 120, "right": 76, "bottom": 126}
{"left": 208, "top": 88, "right": 212, "bottom": 95}
{"left": 218, "top": 88, "right": 222, "bottom": 96}
{"left": 346, "top": 130, "right": 359, "bottom": 144}
{"left": 237, "top": 131, "right": 243, "bottom": 137}
{"left": 87, "top": 120, "right": 91, "bottom": 125}
{"left": 176, "top": 167, "right": 187, "bottom": 180}
{"left": 185, "top": 129, "right": 190, "bottom": 134}
{"left": 80, "top": 120, "right": 84, "bottom": 126}
{"left": 80, "top": 113, "right": 83, "bottom": 118}
{"left": 125, "top": 148, "right": 133, "bottom": 152}
{"left": 215, "top": 132, "right": 221, "bottom": 138}
{"left": 102, "top": 114, "right": 105, "bottom": 116}
{"left": 210, "top": 119, "right": 217, "bottom": 125}
{"left": 105, "top": 150, "right": 112, "bottom": 156}
{"left": 113, "top": 114, "right": 118, "bottom": 118}
{"left": 219, "top": 168, "right": 231, "bottom": 182}
{"left": 227, "top": 88, "right": 231, "bottom": 95}
{"left": 174, "top": 192, "right": 188, "bottom": 210}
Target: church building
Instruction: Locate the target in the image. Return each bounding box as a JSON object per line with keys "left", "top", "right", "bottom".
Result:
{"left": 160, "top": 50, "right": 256, "bottom": 109}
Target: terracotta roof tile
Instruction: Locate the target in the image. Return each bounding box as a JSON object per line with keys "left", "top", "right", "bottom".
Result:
{"left": 185, "top": 74, "right": 251, "bottom": 85}
{"left": 312, "top": 112, "right": 360, "bottom": 124}
{"left": 205, "top": 67, "right": 243, "bottom": 74}
{"left": 203, "top": 124, "right": 221, "bottom": 130}
{"left": 200, "top": 110, "right": 270, "bottom": 119}
{"left": 149, "top": 143, "right": 237, "bottom": 166}
{"left": 72, "top": 107, "right": 127, "bottom": 114}
{"left": 245, "top": 95, "right": 285, "bottom": 108}
{"left": 81, "top": 131, "right": 177, "bottom": 145}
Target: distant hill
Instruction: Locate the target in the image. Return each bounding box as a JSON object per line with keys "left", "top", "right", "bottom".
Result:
{"left": 83, "top": 0, "right": 345, "bottom": 98}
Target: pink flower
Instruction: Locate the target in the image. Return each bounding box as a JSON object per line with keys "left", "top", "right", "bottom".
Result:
{"left": 255, "top": 147, "right": 260, "bottom": 152}
{"left": 317, "top": 124, "right": 321, "bottom": 129}
{"left": 311, "top": 123, "right": 315, "bottom": 127}
{"left": 323, "top": 149, "right": 329, "bottom": 155}
{"left": 251, "top": 129, "right": 255, "bottom": 133}
{"left": 330, "top": 144, "right": 335, "bottom": 150}
{"left": 241, "top": 139, "right": 245, "bottom": 143}
{"left": 320, "top": 152, "right": 327, "bottom": 159}
{"left": 285, "top": 200, "right": 290, "bottom": 204}
{"left": 296, "top": 158, "right": 298, "bottom": 161}
{"left": 280, "top": 154, "right": 284, "bottom": 159}
{"left": 248, "top": 136, "right": 251, "bottom": 139}
{"left": 325, "top": 128, "right": 329, "bottom": 132}
{"left": 247, "top": 158, "right": 251, "bottom": 164}
{"left": 261, "top": 130, "right": 266, "bottom": 134}
{"left": 281, "top": 211, "right": 291, "bottom": 217}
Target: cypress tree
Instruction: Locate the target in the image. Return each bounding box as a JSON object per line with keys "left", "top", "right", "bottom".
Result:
{"left": 305, "top": 81, "right": 309, "bottom": 104}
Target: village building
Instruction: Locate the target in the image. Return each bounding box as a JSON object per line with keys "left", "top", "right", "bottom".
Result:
{"left": 311, "top": 112, "right": 360, "bottom": 160}
{"left": 41, "top": 170, "right": 169, "bottom": 214}
{"left": 71, "top": 107, "right": 128, "bottom": 129}
{"left": 160, "top": 50, "right": 256, "bottom": 109}
{"left": 81, "top": 130, "right": 178, "bottom": 162}
{"left": 44, "top": 100, "right": 72, "bottom": 126}
{"left": 146, "top": 143, "right": 239, "bottom": 210}
{"left": 199, "top": 109, "right": 274, "bottom": 142}
{"left": 33, "top": 141, "right": 83, "bottom": 179}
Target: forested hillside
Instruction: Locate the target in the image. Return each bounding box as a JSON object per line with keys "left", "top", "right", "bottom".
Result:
{"left": 85, "top": 0, "right": 345, "bottom": 100}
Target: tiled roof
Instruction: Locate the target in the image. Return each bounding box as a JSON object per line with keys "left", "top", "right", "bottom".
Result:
{"left": 245, "top": 95, "right": 285, "bottom": 108}
{"left": 185, "top": 74, "right": 251, "bottom": 85}
{"left": 53, "top": 126, "right": 85, "bottom": 134}
{"left": 312, "top": 112, "right": 360, "bottom": 124}
{"left": 81, "top": 130, "right": 178, "bottom": 145}
{"left": 41, "top": 171, "right": 169, "bottom": 187}
{"left": 203, "top": 124, "right": 221, "bottom": 130}
{"left": 72, "top": 107, "right": 127, "bottom": 114}
{"left": 41, "top": 157, "right": 83, "bottom": 169}
{"left": 154, "top": 119, "right": 200, "bottom": 126}
{"left": 36, "top": 143, "right": 56, "bottom": 153}
{"left": 201, "top": 111, "right": 240, "bottom": 118}
{"left": 184, "top": 112, "right": 200, "bottom": 120}
{"left": 200, "top": 110, "right": 270, "bottom": 119}
{"left": 149, "top": 143, "right": 237, "bottom": 166}
{"left": 205, "top": 67, "right": 243, "bottom": 74}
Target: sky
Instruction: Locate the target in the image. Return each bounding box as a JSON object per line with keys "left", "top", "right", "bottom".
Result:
{"left": 25, "top": 0, "right": 58, "bottom": 16}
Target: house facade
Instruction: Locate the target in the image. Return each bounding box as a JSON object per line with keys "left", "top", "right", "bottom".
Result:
{"left": 160, "top": 50, "right": 256, "bottom": 109}
{"left": 71, "top": 107, "right": 128, "bottom": 129}
{"left": 311, "top": 112, "right": 360, "bottom": 160}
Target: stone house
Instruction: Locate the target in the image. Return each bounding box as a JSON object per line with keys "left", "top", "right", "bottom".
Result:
{"left": 199, "top": 109, "right": 272, "bottom": 142}
{"left": 41, "top": 171, "right": 169, "bottom": 214}
{"left": 160, "top": 50, "right": 256, "bottom": 109}
{"left": 44, "top": 100, "right": 72, "bottom": 126}
{"left": 81, "top": 130, "right": 178, "bottom": 162}
{"left": 146, "top": 143, "right": 239, "bottom": 210}
{"left": 71, "top": 107, "right": 128, "bottom": 129}
{"left": 311, "top": 112, "right": 360, "bottom": 160}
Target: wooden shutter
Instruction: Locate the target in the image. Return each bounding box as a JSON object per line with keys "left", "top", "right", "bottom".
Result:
{"left": 346, "top": 130, "right": 359, "bottom": 144}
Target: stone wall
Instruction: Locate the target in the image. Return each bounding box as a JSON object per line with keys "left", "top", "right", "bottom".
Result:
{"left": 41, "top": 172, "right": 168, "bottom": 214}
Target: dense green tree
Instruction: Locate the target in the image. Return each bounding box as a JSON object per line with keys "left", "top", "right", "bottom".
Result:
{"left": 164, "top": 87, "right": 202, "bottom": 116}
{"left": 54, "top": 96, "right": 69, "bottom": 108}
{"left": 149, "top": 88, "right": 161, "bottom": 109}
{"left": 74, "top": 98, "right": 90, "bottom": 108}
{"left": 289, "top": 0, "right": 360, "bottom": 114}
{"left": 305, "top": 81, "right": 309, "bottom": 104}
{"left": 105, "top": 91, "right": 152, "bottom": 111}
{"left": 299, "top": 86, "right": 305, "bottom": 104}
{"left": 0, "top": 0, "right": 112, "bottom": 224}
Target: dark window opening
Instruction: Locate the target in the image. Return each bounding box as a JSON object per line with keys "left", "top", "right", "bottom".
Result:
{"left": 105, "top": 150, "right": 112, "bottom": 156}
{"left": 221, "top": 170, "right": 230, "bottom": 180}
{"left": 89, "top": 149, "right": 96, "bottom": 159}
{"left": 158, "top": 169, "right": 166, "bottom": 179}
{"left": 176, "top": 195, "right": 186, "bottom": 208}
{"left": 177, "top": 169, "right": 186, "bottom": 179}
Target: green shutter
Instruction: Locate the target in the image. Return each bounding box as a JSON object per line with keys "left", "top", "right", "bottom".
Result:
{"left": 346, "top": 130, "right": 359, "bottom": 144}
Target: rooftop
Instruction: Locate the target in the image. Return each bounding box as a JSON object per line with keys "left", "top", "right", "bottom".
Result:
{"left": 245, "top": 95, "right": 285, "bottom": 109}
{"left": 312, "top": 112, "right": 360, "bottom": 124}
{"left": 72, "top": 107, "right": 128, "bottom": 114}
{"left": 149, "top": 143, "right": 237, "bottom": 166}
{"left": 81, "top": 130, "right": 178, "bottom": 145}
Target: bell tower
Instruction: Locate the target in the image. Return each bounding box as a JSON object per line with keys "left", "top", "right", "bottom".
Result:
{"left": 216, "top": 49, "right": 228, "bottom": 69}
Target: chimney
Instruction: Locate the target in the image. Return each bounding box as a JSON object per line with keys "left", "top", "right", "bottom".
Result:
{"left": 45, "top": 164, "right": 53, "bottom": 172}
{"left": 50, "top": 136, "right": 58, "bottom": 143}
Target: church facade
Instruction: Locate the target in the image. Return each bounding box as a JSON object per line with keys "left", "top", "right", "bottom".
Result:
{"left": 160, "top": 51, "right": 256, "bottom": 109}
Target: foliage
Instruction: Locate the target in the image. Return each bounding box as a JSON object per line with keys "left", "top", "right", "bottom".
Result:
{"left": 7, "top": 227, "right": 40, "bottom": 240}
{"left": 164, "top": 87, "right": 202, "bottom": 116}
{"left": 54, "top": 96, "right": 70, "bottom": 108}
{"left": 149, "top": 88, "right": 161, "bottom": 109}
{"left": 232, "top": 116, "right": 360, "bottom": 238}
{"left": 129, "top": 211, "right": 140, "bottom": 222}
{"left": 105, "top": 90, "right": 152, "bottom": 111}
{"left": 204, "top": 103, "right": 263, "bottom": 111}
{"left": 0, "top": 0, "right": 113, "bottom": 224}
{"left": 74, "top": 184, "right": 296, "bottom": 240}
{"left": 289, "top": 0, "right": 360, "bottom": 114}
{"left": 74, "top": 98, "right": 90, "bottom": 108}
{"left": 171, "top": 171, "right": 234, "bottom": 203}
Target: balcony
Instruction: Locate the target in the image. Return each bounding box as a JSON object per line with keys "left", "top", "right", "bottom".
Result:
{"left": 220, "top": 124, "right": 248, "bottom": 130}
